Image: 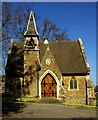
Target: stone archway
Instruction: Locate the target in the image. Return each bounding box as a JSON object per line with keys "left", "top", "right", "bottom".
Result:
{"left": 39, "top": 70, "right": 60, "bottom": 98}
{"left": 41, "top": 73, "right": 57, "bottom": 97}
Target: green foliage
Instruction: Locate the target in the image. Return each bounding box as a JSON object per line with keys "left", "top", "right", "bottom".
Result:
{"left": 16, "top": 97, "right": 39, "bottom": 102}
{"left": 63, "top": 102, "right": 97, "bottom": 109}
{"left": 2, "top": 97, "right": 39, "bottom": 102}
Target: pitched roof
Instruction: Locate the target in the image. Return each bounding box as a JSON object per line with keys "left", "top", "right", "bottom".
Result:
{"left": 39, "top": 40, "right": 89, "bottom": 74}
{"left": 24, "top": 11, "right": 39, "bottom": 36}
{"left": 6, "top": 40, "right": 90, "bottom": 76}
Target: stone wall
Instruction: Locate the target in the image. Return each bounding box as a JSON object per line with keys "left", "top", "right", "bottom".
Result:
{"left": 24, "top": 50, "right": 39, "bottom": 97}
{"left": 39, "top": 49, "right": 62, "bottom": 81}
{"left": 39, "top": 49, "right": 63, "bottom": 98}
{"left": 87, "top": 87, "right": 96, "bottom": 106}
{"left": 62, "top": 76, "right": 87, "bottom": 104}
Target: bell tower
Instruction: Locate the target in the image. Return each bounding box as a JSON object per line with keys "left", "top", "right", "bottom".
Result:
{"left": 24, "top": 11, "right": 39, "bottom": 50}
{"left": 24, "top": 11, "right": 40, "bottom": 97}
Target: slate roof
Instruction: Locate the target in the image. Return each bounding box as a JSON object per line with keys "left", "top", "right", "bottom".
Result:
{"left": 6, "top": 40, "right": 90, "bottom": 77}
{"left": 40, "top": 40, "right": 89, "bottom": 74}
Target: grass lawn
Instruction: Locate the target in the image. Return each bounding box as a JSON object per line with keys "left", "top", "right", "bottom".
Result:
{"left": 63, "top": 102, "right": 97, "bottom": 109}
{"left": 2, "top": 95, "right": 98, "bottom": 109}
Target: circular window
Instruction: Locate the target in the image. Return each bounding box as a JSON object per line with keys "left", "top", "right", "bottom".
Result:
{"left": 46, "top": 58, "right": 51, "bottom": 65}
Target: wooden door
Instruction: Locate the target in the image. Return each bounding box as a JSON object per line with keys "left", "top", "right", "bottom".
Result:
{"left": 41, "top": 74, "right": 57, "bottom": 97}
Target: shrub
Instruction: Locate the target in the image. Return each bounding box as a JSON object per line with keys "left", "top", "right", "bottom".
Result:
{"left": 16, "top": 97, "right": 39, "bottom": 102}
{"left": 63, "top": 102, "right": 97, "bottom": 109}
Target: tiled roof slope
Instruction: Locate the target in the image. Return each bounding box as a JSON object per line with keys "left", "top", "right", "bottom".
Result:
{"left": 6, "top": 40, "right": 90, "bottom": 76}
{"left": 40, "top": 40, "right": 89, "bottom": 74}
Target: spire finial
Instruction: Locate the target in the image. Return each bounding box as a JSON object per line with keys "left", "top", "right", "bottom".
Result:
{"left": 44, "top": 38, "right": 49, "bottom": 44}
{"left": 47, "top": 46, "right": 50, "bottom": 51}
{"left": 78, "top": 37, "right": 82, "bottom": 41}
{"left": 30, "top": 11, "right": 34, "bottom": 19}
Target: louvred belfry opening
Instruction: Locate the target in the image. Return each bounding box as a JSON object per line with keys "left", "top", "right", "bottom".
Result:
{"left": 41, "top": 74, "right": 57, "bottom": 97}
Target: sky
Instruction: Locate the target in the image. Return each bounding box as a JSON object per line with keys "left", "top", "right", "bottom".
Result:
{"left": 3, "top": 2, "right": 96, "bottom": 85}
{"left": 27, "top": 2, "right": 96, "bottom": 85}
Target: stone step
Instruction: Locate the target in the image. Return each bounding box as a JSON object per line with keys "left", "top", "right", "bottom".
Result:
{"left": 37, "top": 97, "right": 62, "bottom": 104}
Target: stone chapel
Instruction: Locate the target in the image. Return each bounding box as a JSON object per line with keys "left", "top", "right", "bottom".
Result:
{"left": 5, "top": 11, "right": 95, "bottom": 105}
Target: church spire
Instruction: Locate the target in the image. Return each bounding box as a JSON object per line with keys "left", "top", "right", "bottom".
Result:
{"left": 24, "top": 11, "right": 39, "bottom": 50}
{"left": 24, "top": 11, "right": 39, "bottom": 37}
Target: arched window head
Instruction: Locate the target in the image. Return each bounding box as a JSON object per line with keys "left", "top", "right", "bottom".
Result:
{"left": 70, "top": 76, "right": 77, "bottom": 89}
{"left": 26, "top": 37, "right": 35, "bottom": 48}
{"left": 74, "top": 79, "right": 77, "bottom": 89}
{"left": 70, "top": 79, "right": 73, "bottom": 89}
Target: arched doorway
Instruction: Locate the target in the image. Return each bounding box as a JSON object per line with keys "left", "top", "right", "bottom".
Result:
{"left": 41, "top": 74, "right": 57, "bottom": 97}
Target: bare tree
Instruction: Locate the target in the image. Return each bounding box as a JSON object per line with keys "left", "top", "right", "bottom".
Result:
{"left": 40, "top": 18, "right": 68, "bottom": 41}
{"left": 2, "top": 3, "right": 32, "bottom": 75}
{"left": 0, "top": 2, "right": 2, "bottom": 74}
{"left": 2, "top": 2, "right": 68, "bottom": 75}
